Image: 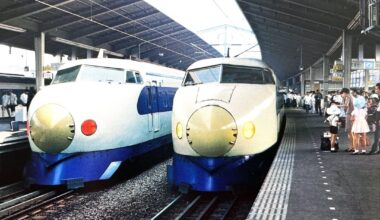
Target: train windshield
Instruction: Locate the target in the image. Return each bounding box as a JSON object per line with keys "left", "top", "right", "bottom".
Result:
{"left": 184, "top": 64, "right": 274, "bottom": 86}
{"left": 221, "top": 65, "right": 275, "bottom": 84}
{"left": 184, "top": 65, "right": 221, "bottom": 86}
{"left": 52, "top": 65, "right": 125, "bottom": 84}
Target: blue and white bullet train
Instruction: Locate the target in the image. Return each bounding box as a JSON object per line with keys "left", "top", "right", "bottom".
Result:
{"left": 168, "top": 57, "right": 285, "bottom": 192}
{"left": 24, "top": 58, "right": 183, "bottom": 187}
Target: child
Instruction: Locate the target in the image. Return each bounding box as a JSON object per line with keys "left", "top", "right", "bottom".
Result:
{"left": 351, "top": 96, "right": 370, "bottom": 155}
{"left": 325, "top": 103, "right": 341, "bottom": 152}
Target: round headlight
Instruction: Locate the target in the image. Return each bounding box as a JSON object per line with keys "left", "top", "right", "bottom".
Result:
{"left": 243, "top": 121, "right": 255, "bottom": 139}
{"left": 176, "top": 122, "right": 183, "bottom": 139}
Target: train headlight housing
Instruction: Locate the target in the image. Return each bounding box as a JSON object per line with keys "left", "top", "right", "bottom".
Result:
{"left": 243, "top": 121, "right": 255, "bottom": 139}
{"left": 176, "top": 122, "right": 183, "bottom": 139}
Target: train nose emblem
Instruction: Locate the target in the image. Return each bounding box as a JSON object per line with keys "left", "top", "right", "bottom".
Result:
{"left": 29, "top": 104, "right": 75, "bottom": 153}
{"left": 186, "top": 106, "right": 237, "bottom": 157}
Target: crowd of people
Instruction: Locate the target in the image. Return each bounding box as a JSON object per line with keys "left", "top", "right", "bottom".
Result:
{"left": 1, "top": 87, "right": 35, "bottom": 117}
{"left": 285, "top": 84, "right": 380, "bottom": 155}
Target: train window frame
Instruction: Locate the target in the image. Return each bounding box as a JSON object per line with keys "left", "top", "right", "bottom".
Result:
{"left": 75, "top": 65, "right": 125, "bottom": 83}
{"left": 126, "top": 71, "right": 136, "bottom": 83}
{"left": 220, "top": 65, "right": 275, "bottom": 85}
{"left": 183, "top": 65, "right": 222, "bottom": 86}
{"left": 52, "top": 65, "right": 81, "bottom": 84}
{"left": 134, "top": 71, "right": 143, "bottom": 84}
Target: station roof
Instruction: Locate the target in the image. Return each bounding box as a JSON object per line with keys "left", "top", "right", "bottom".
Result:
{"left": 0, "top": 0, "right": 222, "bottom": 70}
{"left": 237, "top": 0, "right": 360, "bottom": 79}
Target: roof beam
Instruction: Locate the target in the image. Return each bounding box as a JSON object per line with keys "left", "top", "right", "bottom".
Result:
{"left": 248, "top": 18, "right": 336, "bottom": 43}
{"left": 41, "top": 0, "right": 143, "bottom": 32}
{"left": 70, "top": 11, "right": 161, "bottom": 40}
{"left": 113, "top": 28, "right": 187, "bottom": 52}
{"left": 282, "top": 0, "right": 353, "bottom": 20}
{"left": 0, "top": 0, "right": 74, "bottom": 23}
{"left": 92, "top": 19, "right": 174, "bottom": 46}
{"left": 239, "top": 0, "right": 343, "bottom": 30}
{"left": 245, "top": 11, "right": 337, "bottom": 40}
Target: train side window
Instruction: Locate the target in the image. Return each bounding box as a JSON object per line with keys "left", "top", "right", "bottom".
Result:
{"left": 135, "top": 72, "right": 143, "bottom": 83}
{"left": 126, "top": 71, "right": 136, "bottom": 83}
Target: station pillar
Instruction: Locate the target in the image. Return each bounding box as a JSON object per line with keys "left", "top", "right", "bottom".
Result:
{"left": 364, "top": 69, "right": 370, "bottom": 91}
{"left": 310, "top": 67, "right": 314, "bottom": 91}
{"left": 71, "top": 47, "right": 77, "bottom": 60}
{"left": 322, "top": 55, "right": 329, "bottom": 96}
{"left": 342, "top": 30, "right": 352, "bottom": 88}
{"left": 87, "top": 49, "right": 92, "bottom": 58}
{"left": 34, "top": 32, "right": 45, "bottom": 91}
{"left": 300, "top": 73, "right": 305, "bottom": 95}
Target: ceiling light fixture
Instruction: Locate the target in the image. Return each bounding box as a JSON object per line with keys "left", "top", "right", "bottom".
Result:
{"left": 51, "top": 37, "right": 123, "bottom": 57}
{"left": 0, "top": 23, "right": 26, "bottom": 33}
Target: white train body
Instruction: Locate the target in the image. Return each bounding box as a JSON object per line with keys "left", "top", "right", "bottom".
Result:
{"left": 25, "top": 58, "right": 183, "bottom": 187}
{"left": 169, "top": 57, "right": 285, "bottom": 191}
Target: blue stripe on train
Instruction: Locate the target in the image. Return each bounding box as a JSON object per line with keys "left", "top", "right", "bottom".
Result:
{"left": 137, "top": 86, "right": 177, "bottom": 115}
{"left": 24, "top": 134, "right": 172, "bottom": 186}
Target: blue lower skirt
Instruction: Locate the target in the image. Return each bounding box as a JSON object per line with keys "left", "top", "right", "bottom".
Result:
{"left": 167, "top": 153, "right": 267, "bottom": 192}
{"left": 24, "top": 135, "right": 171, "bottom": 187}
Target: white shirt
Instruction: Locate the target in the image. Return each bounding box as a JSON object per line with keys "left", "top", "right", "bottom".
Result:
{"left": 20, "top": 93, "right": 28, "bottom": 105}
{"left": 327, "top": 114, "right": 339, "bottom": 127}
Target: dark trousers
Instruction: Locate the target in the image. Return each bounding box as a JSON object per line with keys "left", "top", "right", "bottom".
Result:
{"left": 315, "top": 100, "right": 321, "bottom": 115}
{"left": 372, "top": 125, "right": 380, "bottom": 152}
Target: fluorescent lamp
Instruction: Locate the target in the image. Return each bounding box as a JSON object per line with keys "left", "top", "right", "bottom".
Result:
{"left": 51, "top": 37, "right": 124, "bottom": 58}
{"left": 0, "top": 23, "right": 26, "bottom": 33}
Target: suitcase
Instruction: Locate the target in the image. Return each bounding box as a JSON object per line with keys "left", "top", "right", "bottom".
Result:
{"left": 320, "top": 135, "right": 331, "bottom": 151}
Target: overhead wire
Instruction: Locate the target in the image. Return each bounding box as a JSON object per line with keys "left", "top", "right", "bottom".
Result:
{"left": 34, "top": 0, "right": 210, "bottom": 61}
{"left": 84, "top": 0, "right": 216, "bottom": 57}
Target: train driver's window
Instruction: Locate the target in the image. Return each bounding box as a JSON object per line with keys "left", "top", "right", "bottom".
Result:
{"left": 135, "top": 72, "right": 143, "bottom": 83}
{"left": 126, "top": 71, "right": 136, "bottom": 83}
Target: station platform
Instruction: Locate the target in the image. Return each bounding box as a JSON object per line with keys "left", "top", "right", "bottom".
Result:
{"left": 0, "top": 117, "right": 27, "bottom": 150}
{"left": 247, "top": 109, "right": 380, "bottom": 220}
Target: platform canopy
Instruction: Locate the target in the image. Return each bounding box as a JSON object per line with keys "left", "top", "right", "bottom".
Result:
{"left": 237, "top": 0, "right": 359, "bottom": 79}
{"left": 0, "top": 0, "right": 222, "bottom": 70}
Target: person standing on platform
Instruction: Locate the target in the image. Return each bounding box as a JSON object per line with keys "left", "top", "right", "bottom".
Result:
{"left": 351, "top": 97, "right": 370, "bottom": 155}
{"left": 340, "top": 88, "right": 354, "bottom": 152}
{"left": 26, "top": 87, "right": 36, "bottom": 111}
{"left": 20, "top": 89, "right": 28, "bottom": 106}
{"left": 325, "top": 103, "right": 340, "bottom": 152}
{"left": 315, "top": 89, "right": 323, "bottom": 116}
{"left": 1, "top": 92, "right": 10, "bottom": 117}
{"left": 369, "top": 83, "right": 380, "bottom": 154}
{"left": 8, "top": 90, "right": 17, "bottom": 117}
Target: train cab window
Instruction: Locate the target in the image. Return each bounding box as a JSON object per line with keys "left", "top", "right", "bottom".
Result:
{"left": 135, "top": 72, "right": 143, "bottom": 83}
{"left": 183, "top": 65, "right": 221, "bottom": 86}
{"left": 52, "top": 65, "right": 81, "bottom": 84}
{"left": 77, "top": 65, "right": 125, "bottom": 83}
{"left": 221, "top": 65, "right": 275, "bottom": 84}
{"left": 126, "top": 71, "right": 136, "bottom": 83}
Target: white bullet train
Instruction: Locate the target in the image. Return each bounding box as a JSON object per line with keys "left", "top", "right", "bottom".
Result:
{"left": 167, "top": 57, "right": 285, "bottom": 192}
{"left": 24, "top": 58, "right": 183, "bottom": 188}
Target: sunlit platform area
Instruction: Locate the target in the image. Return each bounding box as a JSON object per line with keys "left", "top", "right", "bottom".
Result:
{"left": 247, "top": 109, "right": 380, "bottom": 220}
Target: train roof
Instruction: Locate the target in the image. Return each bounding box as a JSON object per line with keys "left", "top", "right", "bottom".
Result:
{"left": 58, "top": 58, "right": 183, "bottom": 74}
{"left": 187, "top": 58, "right": 272, "bottom": 71}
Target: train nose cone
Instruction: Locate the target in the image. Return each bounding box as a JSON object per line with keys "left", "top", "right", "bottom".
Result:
{"left": 186, "top": 106, "right": 237, "bottom": 157}
{"left": 29, "top": 104, "right": 75, "bottom": 153}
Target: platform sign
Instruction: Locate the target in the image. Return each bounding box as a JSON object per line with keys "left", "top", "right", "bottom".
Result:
{"left": 364, "top": 61, "right": 375, "bottom": 69}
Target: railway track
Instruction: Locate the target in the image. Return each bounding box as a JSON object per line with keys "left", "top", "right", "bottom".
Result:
{"left": 0, "top": 182, "right": 75, "bottom": 219}
{"left": 151, "top": 193, "right": 255, "bottom": 220}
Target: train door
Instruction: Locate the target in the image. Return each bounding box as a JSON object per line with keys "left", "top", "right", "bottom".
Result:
{"left": 149, "top": 80, "right": 160, "bottom": 132}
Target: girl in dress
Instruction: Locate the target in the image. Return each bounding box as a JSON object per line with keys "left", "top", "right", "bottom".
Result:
{"left": 351, "top": 96, "right": 370, "bottom": 154}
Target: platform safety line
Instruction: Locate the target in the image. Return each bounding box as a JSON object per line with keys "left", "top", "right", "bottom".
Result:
{"left": 246, "top": 119, "right": 296, "bottom": 220}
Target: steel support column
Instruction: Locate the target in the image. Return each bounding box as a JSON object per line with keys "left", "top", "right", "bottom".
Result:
{"left": 300, "top": 73, "right": 305, "bottom": 95}
{"left": 365, "top": 69, "right": 369, "bottom": 92}
{"left": 342, "top": 30, "right": 352, "bottom": 88}
{"left": 34, "top": 32, "right": 45, "bottom": 91}
{"left": 310, "top": 67, "right": 314, "bottom": 92}
{"left": 322, "top": 55, "right": 330, "bottom": 96}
